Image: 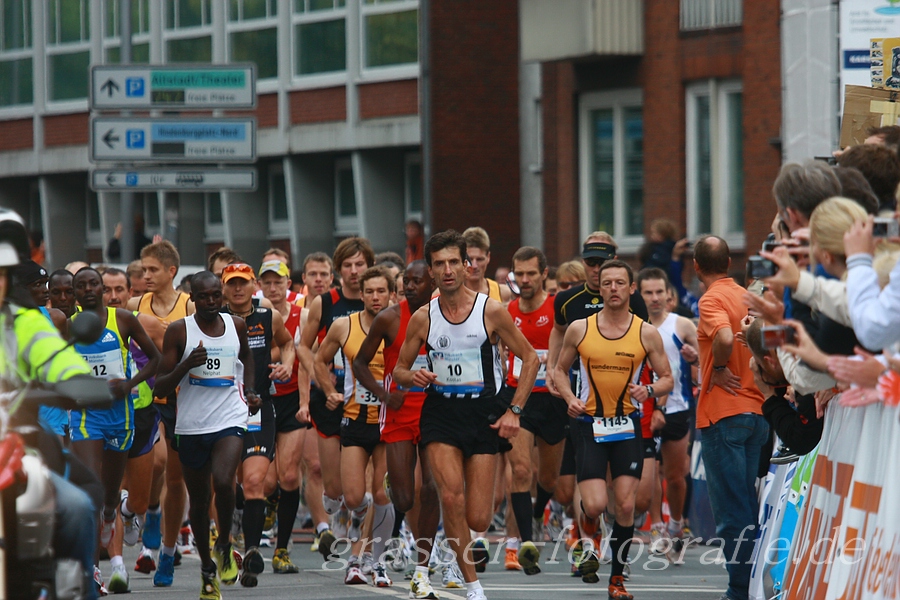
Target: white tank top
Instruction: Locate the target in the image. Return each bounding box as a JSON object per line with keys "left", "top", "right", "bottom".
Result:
{"left": 425, "top": 293, "right": 503, "bottom": 398}
{"left": 175, "top": 314, "right": 248, "bottom": 435}
{"left": 656, "top": 313, "right": 692, "bottom": 413}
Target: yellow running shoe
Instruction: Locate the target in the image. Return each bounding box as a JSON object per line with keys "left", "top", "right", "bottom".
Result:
{"left": 213, "top": 543, "right": 239, "bottom": 585}
{"left": 272, "top": 548, "right": 300, "bottom": 574}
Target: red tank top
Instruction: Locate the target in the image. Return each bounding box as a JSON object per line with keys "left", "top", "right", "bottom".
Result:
{"left": 274, "top": 303, "right": 302, "bottom": 396}
{"left": 382, "top": 300, "right": 428, "bottom": 398}
{"left": 506, "top": 294, "right": 554, "bottom": 392}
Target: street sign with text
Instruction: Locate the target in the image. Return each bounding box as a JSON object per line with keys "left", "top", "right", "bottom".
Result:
{"left": 90, "top": 168, "right": 257, "bottom": 191}
{"left": 90, "top": 117, "right": 256, "bottom": 163}
{"left": 91, "top": 64, "right": 256, "bottom": 110}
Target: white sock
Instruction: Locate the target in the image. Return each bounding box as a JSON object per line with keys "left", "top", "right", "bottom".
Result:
{"left": 372, "top": 503, "right": 394, "bottom": 560}
{"left": 161, "top": 545, "right": 176, "bottom": 557}
{"left": 667, "top": 519, "right": 683, "bottom": 535}
{"left": 322, "top": 494, "right": 343, "bottom": 515}
{"left": 415, "top": 565, "right": 429, "bottom": 575}
{"left": 506, "top": 537, "right": 519, "bottom": 550}
{"left": 652, "top": 521, "right": 665, "bottom": 532}
{"left": 465, "top": 580, "right": 483, "bottom": 593}
{"left": 110, "top": 555, "right": 124, "bottom": 568}
{"left": 316, "top": 521, "right": 330, "bottom": 535}
{"left": 121, "top": 499, "right": 135, "bottom": 518}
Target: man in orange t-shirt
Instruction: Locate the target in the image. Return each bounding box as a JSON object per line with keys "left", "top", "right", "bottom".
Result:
{"left": 694, "top": 235, "right": 767, "bottom": 600}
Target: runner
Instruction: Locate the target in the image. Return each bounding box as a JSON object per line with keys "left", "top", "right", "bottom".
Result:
{"left": 503, "top": 247, "right": 566, "bottom": 576}
{"left": 256, "top": 259, "right": 314, "bottom": 574}
{"left": 126, "top": 240, "right": 194, "bottom": 586}
{"left": 254, "top": 249, "right": 304, "bottom": 305}
{"left": 550, "top": 260, "right": 673, "bottom": 600}
{"left": 316, "top": 266, "right": 395, "bottom": 587}
{"left": 354, "top": 260, "right": 443, "bottom": 598}
{"left": 299, "top": 238, "right": 374, "bottom": 557}
{"left": 103, "top": 268, "right": 130, "bottom": 309}
{"left": 153, "top": 271, "right": 256, "bottom": 600}
{"left": 69, "top": 266, "right": 161, "bottom": 593}
{"left": 637, "top": 268, "right": 699, "bottom": 555}
{"left": 219, "top": 262, "right": 295, "bottom": 587}
{"left": 299, "top": 252, "right": 334, "bottom": 309}
{"left": 393, "top": 230, "right": 539, "bottom": 600}
{"left": 49, "top": 268, "right": 77, "bottom": 317}
{"left": 462, "top": 227, "right": 511, "bottom": 303}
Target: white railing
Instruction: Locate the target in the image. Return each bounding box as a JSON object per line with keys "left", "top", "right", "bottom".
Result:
{"left": 680, "top": 0, "right": 742, "bottom": 31}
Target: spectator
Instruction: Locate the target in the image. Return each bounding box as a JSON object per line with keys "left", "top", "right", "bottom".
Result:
{"left": 865, "top": 124, "right": 900, "bottom": 153}
{"left": 555, "top": 260, "right": 586, "bottom": 292}
{"left": 405, "top": 219, "right": 424, "bottom": 265}
{"left": 772, "top": 160, "right": 842, "bottom": 232}
{"left": 693, "top": 235, "right": 767, "bottom": 600}
{"left": 835, "top": 144, "right": 900, "bottom": 213}
{"left": 107, "top": 215, "right": 152, "bottom": 262}
{"left": 833, "top": 166, "right": 879, "bottom": 215}
{"left": 207, "top": 247, "right": 243, "bottom": 277}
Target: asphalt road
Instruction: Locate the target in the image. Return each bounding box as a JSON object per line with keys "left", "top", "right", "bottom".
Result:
{"left": 109, "top": 530, "right": 730, "bottom": 599}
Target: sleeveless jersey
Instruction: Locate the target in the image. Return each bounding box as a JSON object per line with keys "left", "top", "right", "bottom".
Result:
{"left": 577, "top": 314, "right": 648, "bottom": 418}
{"left": 486, "top": 279, "right": 502, "bottom": 302}
{"left": 273, "top": 303, "right": 302, "bottom": 396}
{"left": 224, "top": 298, "right": 274, "bottom": 402}
{"left": 139, "top": 291, "right": 189, "bottom": 405}
{"left": 341, "top": 312, "right": 384, "bottom": 424}
{"left": 655, "top": 313, "right": 693, "bottom": 413}
{"left": 175, "top": 314, "right": 247, "bottom": 435}
{"left": 317, "top": 288, "right": 364, "bottom": 385}
{"left": 506, "top": 294, "right": 554, "bottom": 392}
{"left": 425, "top": 293, "right": 503, "bottom": 399}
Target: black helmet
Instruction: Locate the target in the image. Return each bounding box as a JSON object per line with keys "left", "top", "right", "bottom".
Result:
{"left": 0, "top": 209, "right": 29, "bottom": 268}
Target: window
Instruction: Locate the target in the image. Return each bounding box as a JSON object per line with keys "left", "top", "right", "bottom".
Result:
{"left": 164, "top": 0, "right": 213, "bottom": 63}
{"left": 86, "top": 190, "right": 102, "bottom": 246}
{"left": 269, "top": 164, "right": 290, "bottom": 236}
{"left": 680, "top": 0, "right": 742, "bottom": 31}
{"left": 579, "top": 89, "right": 644, "bottom": 249}
{"left": 103, "top": 0, "right": 151, "bottom": 63}
{"left": 0, "top": 0, "right": 33, "bottom": 107}
{"left": 361, "top": 0, "right": 418, "bottom": 70}
{"left": 334, "top": 158, "right": 358, "bottom": 235}
{"left": 46, "top": 0, "right": 92, "bottom": 101}
{"left": 204, "top": 192, "right": 224, "bottom": 240}
{"left": 405, "top": 153, "right": 422, "bottom": 223}
{"left": 293, "top": 0, "right": 346, "bottom": 77}
{"left": 686, "top": 80, "right": 743, "bottom": 245}
{"left": 227, "top": 0, "right": 278, "bottom": 80}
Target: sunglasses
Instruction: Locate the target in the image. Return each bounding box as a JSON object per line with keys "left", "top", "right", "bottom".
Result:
{"left": 584, "top": 258, "right": 606, "bottom": 268}
{"left": 222, "top": 263, "right": 254, "bottom": 277}
{"left": 557, "top": 280, "right": 584, "bottom": 290}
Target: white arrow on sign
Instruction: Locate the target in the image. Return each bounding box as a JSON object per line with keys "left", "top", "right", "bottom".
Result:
{"left": 90, "top": 168, "right": 258, "bottom": 191}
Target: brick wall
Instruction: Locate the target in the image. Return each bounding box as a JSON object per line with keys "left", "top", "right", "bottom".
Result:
{"left": 428, "top": 0, "right": 521, "bottom": 267}
{"left": 44, "top": 113, "right": 89, "bottom": 147}
{"left": 0, "top": 118, "right": 33, "bottom": 151}
{"left": 359, "top": 79, "right": 418, "bottom": 120}
{"left": 227, "top": 92, "right": 279, "bottom": 128}
{"left": 289, "top": 87, "right": 346, "bottom": 124}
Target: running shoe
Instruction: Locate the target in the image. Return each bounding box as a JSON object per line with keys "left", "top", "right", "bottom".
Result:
{"left": 119, "top": 492, "right": 142, "bottom": 547}
{"left": 272, "top": 548, "right": 300, "bottom": 574}
{"left": 93, "top": 565, "right": 108, "bottom": 596}
{"left": 213, "top": 542, "right": 240, "bottom": 586}
{"left": 134, "top": 546, "right": 156, "bottom": 574}
{"left": 570, "top": 540, "right": 583, "bottom": 577}
{"left": 373, "top": 562, "right": 393, "bottom": 587}
{"left": 518, "top": 540, "right": 541, "bottom": 576}
{"left": 533, "top": 515, "right": 545, "bottom": 542}
{"left": 466, "top": 588, "right": 487, "bottom": 600}
{"left": 239, "top": 547, "right": 264, "bottom": 587}
{"left": 264, "top": 496, "right": 278, "bottom": 531}
{"left": 152, "top": 553, "right": 174, "bottom": 587}
{"left": 317, "top": 528, "right": 338, "bottom": 561}
{"left": 608, "top": 574, "right": 633, "bottom": 599}
{"left": 142, "top": 510, "right": 161, "bottom": 550}
{"left": 361, "top": 551, "right": 375, "bottom": 575}
{"left": 441, "top": 563, "right": 464, "bottom": 589}
{"left": 344, "top": 558, "right": 367, "bottom": 585}
{"left": 231, "top": 508, "right": 244, "bottom": 549}
{"left": 409, "top": 569, "right": 439, "bottom": 599}
{"left": 577, "top": 548, "right": 600, "bottom": 584}
{"left": 310, "top": 531, "right": 320, "bottom": 553}
{"left": 107, "top": 563, "right": 130, "bottom": 594}
{"left": 208, "top": 522, "right": 218, "bottom": 550}
{"left": 386, "top": 536, "right": 407, "bottom": 572}
{"left": 472, "top": 538, "right": 489, "bottom": 573}
{"left": 200, "top": 568, "right": 221, "bottom": 600}
{"left": 504, "top": 547, "right": 521, "bottom": 570}
{"left": 649, "top": 523, "right": 667, "bottom": 555}
{"left": 179, "top": 524, "right": 195, "bottom": 554}
{"left": 547, "top": 501, "right": 565, "bottom": 542}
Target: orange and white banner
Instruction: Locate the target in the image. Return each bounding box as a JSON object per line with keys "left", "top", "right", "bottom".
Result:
{"left": 783, "top": 401, "right": 900, "bottom": 600}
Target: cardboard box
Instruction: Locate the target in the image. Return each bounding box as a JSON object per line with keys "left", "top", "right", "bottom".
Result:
{"left": 840, "top": 84, "right": 900, "bottom": 148}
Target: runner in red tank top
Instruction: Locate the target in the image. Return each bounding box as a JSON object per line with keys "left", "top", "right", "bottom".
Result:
{"left": 353, "top": 261, "right": 442, "bottom": 599}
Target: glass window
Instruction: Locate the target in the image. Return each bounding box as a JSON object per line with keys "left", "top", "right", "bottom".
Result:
{"left": 46, "top": 0, "right": 91, "bottom": 102}
{"left": 364, "top": 9, "right": 418, "bottom": 68}
{"left": 166, "top": 0, "right": 210, "bottom": 29}
{"left": 406, "top": 158, "right": 422, "bottom": 216}
{"left": 2, "top": 0, "right": 32, "bottom": 50}
{"left": 105, "top": 0, "right": 150, "bottom": 37}
{"left": 337, "top": 164, "right": 356, "bottom": 218}
{"left": 270, "top": 169, "right": 289, "bottom": 222}
{"left": 167, "top": 36, "right": 212, "bottom": 62}
{"left": 49, "top": 51, "right": 90, "bottom": 101}
{"left": 0, "top": 57, "right": 32, "bottom": 105}
{"left": 145, "top": 195, "right": 161, "bottom": 229}
{"left": 293, "top": 0, "right": 346, "bottom": 76}
{"left": 687, "top": 80, "right": 743, "bottom": 242}
{"left": 86, "top": 192, "right": 101, "bottom": 232}
{"left": 230, "top": 0, "right": 277, "bottom": 20}
{"left": 106, "top": 43, "right": 149, "bottom": 64}
{"left": 579, "top": 90, "right": 643, "bottom": 247}
{"left": 206, "top": 193, "right": 223, "bottom": 225}
{"left": 230, "top": 28, "right": 277, "bottom": 78}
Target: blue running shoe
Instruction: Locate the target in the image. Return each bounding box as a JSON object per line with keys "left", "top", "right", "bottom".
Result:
{"left": 143, "top": 511, "right": 162, "bottom": 550}
{"left": 153, "top": 553, "right": 174, "bottom": 587}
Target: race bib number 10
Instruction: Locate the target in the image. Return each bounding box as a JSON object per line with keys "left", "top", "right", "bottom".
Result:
{"left": 591, "top": 415, "right": 635, "bottom": 443}
{"left": 189, "top": 347, "right": 237, "bottom": 387}
{"left": 430, "top": 349, "right": 484, "bottom": 394}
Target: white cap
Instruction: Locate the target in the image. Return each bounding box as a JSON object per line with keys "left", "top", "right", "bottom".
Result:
{"left": 0, "top": 242, "right": 19, "bottom": 268}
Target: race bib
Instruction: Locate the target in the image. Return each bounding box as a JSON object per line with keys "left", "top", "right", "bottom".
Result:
{"left": 513, "top": 349, "right": 548, "bottom": 388}
{"left": 403, "top": 354, "right": 430, "bottom": 392}
{"left": 247, "top": 407, "right": 261, "bottom": 432}
{"left": 355, "top": 382, "right": 381, "bottom": 406}
{"left": 81, "top": 348, "right": 126, "bottom": 381}
{"left": 591, "top": 415, "right": 635, "bottom": 443}
{"left": 430, "top": 348, "right": 484, "bottom": 394}
{"left": 188, "top": 346, "right": 237, "bottom": 387}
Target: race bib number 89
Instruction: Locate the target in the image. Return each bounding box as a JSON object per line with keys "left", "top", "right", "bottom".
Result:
{"left": 189, "top": 347, "right": 237, "bottom": 387}
{"left": 591, "top": 415, "right": 635, "bottom": 443}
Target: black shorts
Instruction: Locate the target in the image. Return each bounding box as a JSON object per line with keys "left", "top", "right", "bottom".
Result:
{"left": 659, "top": 409, "right": 692, "bottom": 443}
{"left": 340, "top": 417, "right": 381, "bottom": 455}
{"left": 570, "top": 414, "right": 644, "bottom": 483}
{"left": 516, "top": 390, "right": 568, "bottom": 446}
{"left": 644, "top": 435, "right": 659, "bottom": 459}
{"left": 309, "top": 386, "right": 342, "bottom": 439}
{"left": 243, "top": 402, "right": 276, "bottom": 462}
{"left": 273, "top": 390, "right": 308, "bottom": 433}
{"left": 156, "top": 401, "right": 177, "bottom": 443}
{"left": 560, "top": 433, "right": 577, "bottom": 477}
{"left": 128, "top": 404, "right": 161, "bottom": 459}
{"left": 419, "top": 394, "right": 507, "bottom": 458}
{"left": 176, "top": 427, "right": 244, "bottom": 470}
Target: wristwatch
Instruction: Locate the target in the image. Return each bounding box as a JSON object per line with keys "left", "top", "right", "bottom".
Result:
{"left": 653, "top": 404, "right": 667, "bottom": 414}
{"left": 645, "top": 385, "right": 654, "bottom": 398}
{"left": 509, "top": 405, "right": 523, "bottom": 416}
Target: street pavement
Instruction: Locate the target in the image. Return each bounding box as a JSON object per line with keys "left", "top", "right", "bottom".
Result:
{"left": 110, "top": 529, "right": 730, "bottom": 599}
